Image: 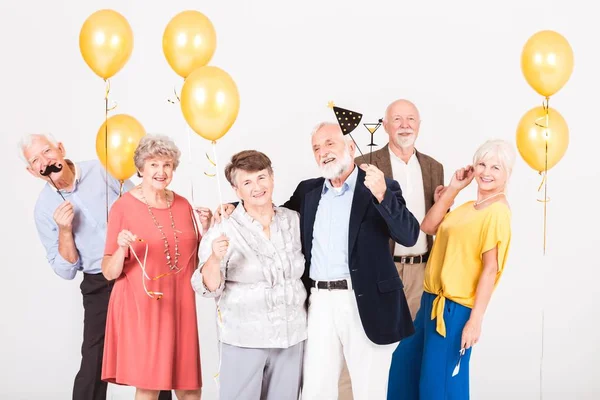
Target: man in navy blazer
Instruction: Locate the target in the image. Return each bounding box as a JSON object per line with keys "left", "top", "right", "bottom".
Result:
{"left": 213, "top": 121, "right": 419, "bottom": 399}
{"left": 290, "top": 122, "right": 420, "bottom": 400}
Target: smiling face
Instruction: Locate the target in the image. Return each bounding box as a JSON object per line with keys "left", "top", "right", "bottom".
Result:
{"left": 311, "top": 123, "right": 355, "bottom": 180}
{"left": 383, "top": 100, "right": 421, "bottom": 151}
{"left": 23, "top": 135, "right": 68, "bottom": 182}
{"left": 474, "top": 154, "right": 508, "bottom": 193}
{"left": 233, "top": 168, "right": 274, "bottom": 208}
{"left": 139, "top": 157, "right": 174, "bottom": 191}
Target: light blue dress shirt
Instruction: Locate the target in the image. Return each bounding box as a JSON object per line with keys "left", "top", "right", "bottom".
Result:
{"left": 33, "top": 160, "right": 134, "bottom": 279}
{"left": 310, "top": 166, "right": 359, "bottom": 281}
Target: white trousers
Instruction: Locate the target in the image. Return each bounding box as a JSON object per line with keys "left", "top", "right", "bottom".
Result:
{"left": 301, "top": 283, "right": 398, "bottom": 400}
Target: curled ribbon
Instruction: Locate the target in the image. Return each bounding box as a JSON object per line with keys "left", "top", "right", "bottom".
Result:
{"left": 204, "top": 151, "right": 216, "bottom": 177}
{"left": 167, "top": 85, "right": 181, "bottom": 104}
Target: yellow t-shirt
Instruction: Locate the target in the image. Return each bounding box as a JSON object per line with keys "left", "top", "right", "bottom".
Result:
{"left": 423, "top": 200, "right": 512, "bottom": 337}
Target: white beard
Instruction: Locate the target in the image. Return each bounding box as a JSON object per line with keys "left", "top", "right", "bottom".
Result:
{"left": 319, "top": 148, "right": 352, "bottom": 180}
{"left": 395, "top": 132, "right": 416, "bottom": 149}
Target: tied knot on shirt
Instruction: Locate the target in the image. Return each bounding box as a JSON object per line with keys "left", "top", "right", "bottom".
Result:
{"left": 431, "top": 291, "right": 447, "bottom": 337}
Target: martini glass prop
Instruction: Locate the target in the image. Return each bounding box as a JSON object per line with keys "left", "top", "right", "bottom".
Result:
{"left": 363, "top": 119, "right": 382, "bottom": 164}
{"left": 40, "top": 164, "right": 66, "bottom": 201}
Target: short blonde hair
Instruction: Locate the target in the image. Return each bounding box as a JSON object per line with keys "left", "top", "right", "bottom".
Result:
{"left": 472, "top": 139, "right": 517, "bottom": 178}
{"left": 134, "top": 134, "right": 181, "bottom": 175}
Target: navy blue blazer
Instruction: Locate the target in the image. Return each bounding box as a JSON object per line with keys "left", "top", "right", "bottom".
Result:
{"left": 283, "top": 167, "right": 420, "bottom": 344}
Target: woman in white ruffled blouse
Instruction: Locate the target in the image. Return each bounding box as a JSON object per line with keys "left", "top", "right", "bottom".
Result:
{"left": 191, "top": 150, "right": 307, "bottom": 400}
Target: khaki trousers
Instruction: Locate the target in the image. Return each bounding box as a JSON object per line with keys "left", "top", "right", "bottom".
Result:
{"left": 395, "top": 261, "right": 427, "bottom": 320}
{"left": 337, "top": 261, "right": 426, "bottom": 399}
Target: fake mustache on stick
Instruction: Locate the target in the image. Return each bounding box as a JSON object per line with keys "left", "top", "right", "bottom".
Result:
{"left": 40, "top": 163, "right": 66, "bottom": 200}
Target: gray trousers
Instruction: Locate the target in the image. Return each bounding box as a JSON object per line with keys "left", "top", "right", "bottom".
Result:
{"left": 219, "top": 341, "right": 305, "bottom": 400}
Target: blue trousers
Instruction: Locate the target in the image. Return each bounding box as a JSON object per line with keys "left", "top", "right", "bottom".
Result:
{"left": 387, "top": 292, "right": 472, "bottom": 400}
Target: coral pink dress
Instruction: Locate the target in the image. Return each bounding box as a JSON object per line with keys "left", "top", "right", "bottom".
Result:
{"left": 102, "top": 192, "right": 202, "bottom": 390}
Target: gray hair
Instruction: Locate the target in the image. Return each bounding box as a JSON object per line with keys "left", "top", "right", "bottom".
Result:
{"left": 134, "top": 134, "right": 181, "bottom": 174}
{"left": 17, "top": 133, "right": 59, "bottom": 164}
{"left": 310, "top": 122, "right": 353, "bottom": 145}
{"left": 473, "top": 139, "right": 517, "bottom": 179}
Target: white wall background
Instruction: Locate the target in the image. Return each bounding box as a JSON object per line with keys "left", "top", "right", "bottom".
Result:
{"left": 1, "top": 0, "right": 597, "bottom": 398}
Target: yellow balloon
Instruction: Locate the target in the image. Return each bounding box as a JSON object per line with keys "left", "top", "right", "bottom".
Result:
{"left": 180, "top": 66, "right": 240, "bottom": 141}
{"left": 96, "top": 114, "right": 146, "bottom": 181}
{"left": 163, "top": 11, "right": 217, "bottom": 78}
{"left": 516, "top": 106, "right": 569, "bottom": 172}
{"left": 521, "top": 30, "right": 574, "bottom": 97}
{"left": 79, "top": 9, "right": 133, "bottom": 79}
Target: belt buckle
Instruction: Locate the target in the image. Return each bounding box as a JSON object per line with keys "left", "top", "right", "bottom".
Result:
{"left": 409, "top": 256, "right": 415, "bottom": 265}
{"left": 327, "top": 281, "right": 332, "bottom": 290}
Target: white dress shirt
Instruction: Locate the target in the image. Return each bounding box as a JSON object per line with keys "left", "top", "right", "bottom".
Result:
{"left": 310, "top": 166, "right": 358, "bottom": 281}
{"left": 389, "top": 148, "right": 428, "bottom": 256}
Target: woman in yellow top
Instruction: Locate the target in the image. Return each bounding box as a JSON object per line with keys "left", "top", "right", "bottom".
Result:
{"left": 386, "top": 139, "right": 515, "bottom": 400}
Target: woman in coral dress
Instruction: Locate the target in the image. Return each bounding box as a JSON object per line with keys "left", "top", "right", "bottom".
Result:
{"left": 101, "top": 135, "right": 210, "bottom": 400}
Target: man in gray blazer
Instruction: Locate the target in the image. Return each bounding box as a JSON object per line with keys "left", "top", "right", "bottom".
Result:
{"left": 339, "top": 99, "right": 445, "bottom": 399}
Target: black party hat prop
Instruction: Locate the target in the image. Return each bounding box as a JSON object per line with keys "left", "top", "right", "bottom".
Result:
{"left": 328, "top": 102, "right": 368, "bottom": 163}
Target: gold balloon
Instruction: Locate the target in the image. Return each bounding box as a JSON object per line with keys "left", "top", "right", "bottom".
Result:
{"left": 96, "top": 114, "right": 146, "bottom": 181}
{"left": 521, "top": 30, "right": 574, "bottom": 97}
{"left": 79, "top": 9, "right": 133, "bottom": 79}
{"left": 180, "top": 66, "right": 240, "bottom": 141}
{"left": 163, "top": 10, "right": 217, "bottom": 78}
{"left": 516, "top": 106, "right": 569, "bottom": 172}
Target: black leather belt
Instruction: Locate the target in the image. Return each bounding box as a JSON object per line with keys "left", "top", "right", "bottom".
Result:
{"left": 310, "top": 279, "right": 349, "bottom": 290}
{"left": 394, "top": 253, "right": 429, "bottom": 265}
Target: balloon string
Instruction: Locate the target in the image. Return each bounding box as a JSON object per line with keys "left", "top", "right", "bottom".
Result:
{"left": 212, "top": 141, "right": 225, "bottom": 232}
{"left": 542, "top": 96, "right": 549, "bottom": 256}
{"left": 536, "top": 167, "right": 549, "bottom": 256}
{"left": 540, "top": 275, "right": 545, "bottom": 400}
{"left": 186, "top": 124, "right": 195, "bottom": 205}
{"left": 534, "top": 97, "right": 550, "bottom": 129}
{"left": 104, "top": 79, "right": 110, "bottom": 222}
{"left": 167, "top": 82, "right": 191, "bottom": 201}
{"left": 119, "top": 180, "right": 124, "bottom": 197}
{"left": 534, "top": 99, "right": 549, "bottom": 128}
{"left": 542, "top": 155, "right": 548, "bottom": 256}
{"left": 538, "top": 97, "right": 550, "bottom": 400}
{"left": 534, "top": 97, "right": 550, "bottom": 255}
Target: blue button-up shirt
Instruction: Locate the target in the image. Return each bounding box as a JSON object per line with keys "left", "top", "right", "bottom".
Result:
{"left": 33, "top": 160, "right": 134, "bottom": 279}
{"left": 310, "top": 166, "right": 358, "bottom": 281}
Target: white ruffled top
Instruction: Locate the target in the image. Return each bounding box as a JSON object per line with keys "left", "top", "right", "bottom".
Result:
{"left": 191, "top": 203, "right": 307, "bottom": 348}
